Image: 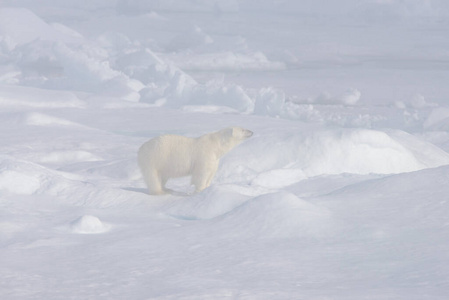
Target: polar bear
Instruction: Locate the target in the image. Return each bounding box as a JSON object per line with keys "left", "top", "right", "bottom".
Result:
{"left": 138, "top": 127, "right": 253, "bottom": 195}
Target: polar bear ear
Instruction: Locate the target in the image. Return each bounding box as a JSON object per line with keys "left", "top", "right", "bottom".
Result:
{"left": 221, "top": 127, "right": 234, "bottom": 140}
{"left": 217, "top": 127, "right": 233, "bottom": 147}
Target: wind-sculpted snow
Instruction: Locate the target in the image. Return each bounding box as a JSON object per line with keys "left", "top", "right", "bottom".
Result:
{"left": 0, "top": 156, "right": 145, "bottom": 207}
{"left": 218, "top": 128, "right": 449, "bottom": 187}
{"left": 0, "top": 156, "right": 80, "bottom": 196}
{"left": 212, "top": 191, "right": 333, "bottom": 239}
{"left": 425, "top": 107, "right": 449, "bottom": 131}
{"left": 162, "top": 189, "right": 332, "bottom": 240}
{"left": 0, "top": 8, "right": 82, "bottom": 45}
{"left": 163, "top": 185, "right": 252, "bottom": 220}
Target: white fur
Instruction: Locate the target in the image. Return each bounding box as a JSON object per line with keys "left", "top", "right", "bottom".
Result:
{"left": 138, "top": 127, "right": 253, "bottom": 195}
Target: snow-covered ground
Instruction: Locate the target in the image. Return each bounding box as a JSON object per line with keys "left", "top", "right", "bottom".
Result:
{"left": 1, "top": 0, "right": 449, "bottom": 299}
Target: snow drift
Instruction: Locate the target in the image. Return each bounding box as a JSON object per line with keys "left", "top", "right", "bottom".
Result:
{"left": 218, "top": 128, "right": 449, "bottom": 187}
{"left": 212, "top": 191, "right": 332, "bottom": 239}
{"left": 70, "top": 215, "right": 111, "bottom": 234}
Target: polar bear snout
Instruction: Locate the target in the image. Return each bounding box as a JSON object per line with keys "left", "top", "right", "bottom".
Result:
{"left": 234, "top": 127, "right": 253, "bottom": 139}
{"left": 243, "top": 129, "right": 253, "bottom": 138}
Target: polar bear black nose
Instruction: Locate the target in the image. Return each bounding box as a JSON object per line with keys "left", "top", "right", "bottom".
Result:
{"left": 245, "top": 130, "right": 253, "bottom": 138}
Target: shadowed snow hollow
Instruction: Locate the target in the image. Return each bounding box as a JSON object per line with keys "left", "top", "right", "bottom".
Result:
{"left": 0, "top": 156, "right": 73, "bottom": 195}
{"left": 163, "top": 190, "right": 332, "bottom": 239}
{"left": 212, "top": 192, "right": 332, "bottom": 239}
{"left": 217, "top": 128, "right": 449, "bottom": 187}
{"left": 0, "top": 156, "right": 145, "bottom": 207}
{"left": 163, "top": 185, "right": 252, "bottom": 220}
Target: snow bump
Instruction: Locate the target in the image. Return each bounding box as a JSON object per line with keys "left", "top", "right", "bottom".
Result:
{"left": 70, "top": 215, "right": 110, "bottom": 234}
{"left": 215, "top": 192, "right": 332, "bottom": 239}
{"left": 218, "top": 128, "right": 449, "bottom": 187}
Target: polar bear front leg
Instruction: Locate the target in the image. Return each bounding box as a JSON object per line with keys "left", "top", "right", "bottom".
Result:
{"left": 191, "top": 159, "right": 219, "bottom": 193}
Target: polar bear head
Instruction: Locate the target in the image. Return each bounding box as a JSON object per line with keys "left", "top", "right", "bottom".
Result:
{"left": 221, "top": 127, "right": 253, "bottom": 141}
{"left": 217, "top": 127, "right": 253, "bottom": 154}
{"left": 227, "top": 127, "right": 253, "bottom": 140}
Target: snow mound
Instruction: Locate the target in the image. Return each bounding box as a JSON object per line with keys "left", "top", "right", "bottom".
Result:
{"left": 164, "top": 190, "right": 333, "bottom": 238}
{"left": 0, "top": 156, "right": 137, "bottom": 208}
{"left": 297, "top": 129, "right": 449, "bottom": 176}
{"left": 254, "top": 88, "right": 362, "bottom": 121}
{"left": 70, "top": 215, "right": 110, "bottom": 234}
{"left": 252, "top": 168, "right": 307, "bottom": 189}
{"left": 163, "top": 185, "right": 251, "bottom": 220}
{"left": 0, "top": 168, "right": 41, "bottom": 195}
{"left": 329, "top": 164, "right": 449, "bottom": 200}
{"left": 50, "top": 42, "right": 143, "bottom": 101}
{"left": 178, "top": 82, "right": 254, "bottom": 113}
{"left": 50, "top": 23, "right": 84, "bottom": 39}
{"left": 0, "top": 8, "right": 81, "bottom": 45}
{"left": 424, "top": 107, "right": 449, "bottom": 131}
{"left": 114, "top": 48, "right": 256, "bottom": 111}
{"left": 214, "top": 192, "right": 332, "bottom": 239}
{"left": 218, "top": 128, "right": 449, "bottom": 187}
{"left": 115, "top": 48, "right": 168, "bottom": 83}
{"left": 0, "top": 156, "right": 80, "bottom": 196}
{"left": 319, "top": 165, "right": 449, "bottom": 236}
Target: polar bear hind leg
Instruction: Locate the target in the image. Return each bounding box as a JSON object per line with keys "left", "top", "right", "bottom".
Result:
{"left": 151, "top": 173, "right": 166, "bottom": 195}
{"left": 143, "top": 167, "right": 166, "bottom": 195}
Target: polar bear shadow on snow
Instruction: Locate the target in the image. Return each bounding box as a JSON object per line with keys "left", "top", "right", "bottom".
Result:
{"left": 138, "top": 127, "right": 253, "bottom": 195}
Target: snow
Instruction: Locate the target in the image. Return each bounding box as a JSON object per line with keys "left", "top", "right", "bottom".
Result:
{"left": 70, "top": 215, "right": 111, "bottom": 234}
{"left": 0, "top": 8, "right": 81, "bottom": 45}
{"left": 1, "top": 0, "right": 449, "bottom": 299}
